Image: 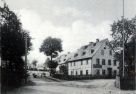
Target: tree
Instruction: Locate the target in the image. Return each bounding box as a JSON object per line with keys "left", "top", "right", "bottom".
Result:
{"left": 47, "top": 60, "right": 58, "bottom": 75}
{"left": 40, "top": 36, "right": 62, "bottom": 75}
{"left": 40, "top": 37, "right": 62, "bottom": 61}
{"left": 110, "top": 17, "right": 136, "bottom": 77}
{"left": 32, "top": 60, "right": 38, "bottom": 70}
{"left": 59, "top": 65, "right": 68, "bottom": 75}
{"left": 0, "top": 3, "right": 32, "bottom": 89}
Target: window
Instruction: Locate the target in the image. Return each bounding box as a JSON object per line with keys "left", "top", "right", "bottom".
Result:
{"left": 71, "top": 71, "right": 73, "bottom": 75}
{"left": 114, "top": 60, "right": 116, "bottom": 66}
{"left": 80, "top": 70, "right": 83, "bottom": 75}
{"left": 91, "top": 49, "right": 94, "bottom": 53}
{"left": 109, "top": 50, "right": 112, "bottom": 55}
{"left": 93, "top": 43, "right": 96, "bottom": 46}
{"left": 84, "top": 46, "right": 88, "bottom": 49}
{"left": 74, "top": 62, "right": 76, "bottom": 66}
{"left": 101, "top": 50, "right": 104, "bottom": 55}
{"left": 86, "top": 70, "right": 88, "bottom": 75}
{"left": 96, "top": 59, "right": 100, "bottom": 65}
{"left": 108, "top": 60, "right": 111, "bottom": 65}
{"left": 96, "top": 70, "right": 100, "bottom": 75}
{"left": 86, "top": 59, "right": 89, "bottom": 65}
{"left": 102, "top": 59, "right": 105, "bottom": 65}
{"left": 102, "top": 70, "right": 105, "bottom": 75}
{"left": 76, "top": 71, "right": 78, "bottom": 75}
{"left": 71, "top": 62, "right": 72, "bottom": 66}
{"left": 74, "top": 53, "right": 78, "bottom": 57}
{"left": 81, "top": 60, "right": 83, "bottom": 65}
{"left": 82, "top": 52, "right": 86, "bottom": 56}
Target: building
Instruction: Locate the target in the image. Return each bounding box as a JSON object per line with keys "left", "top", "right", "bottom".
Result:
{"left": 56, "top": 52, "right": 73, "bottom": 73}
{"left": 68, "top": 39, "right": 119, "bottom": 77}
{"left": 57, "top": 38, "right": 119, "bottom": 78}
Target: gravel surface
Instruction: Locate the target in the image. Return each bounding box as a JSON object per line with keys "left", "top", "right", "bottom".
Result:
{"left": 5, "top": 77, "right": 136, "bottom": 94}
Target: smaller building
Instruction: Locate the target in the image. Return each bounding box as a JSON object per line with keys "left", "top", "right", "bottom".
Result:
{"left": 56, "top": 52, "right": 73, "bottom": 74}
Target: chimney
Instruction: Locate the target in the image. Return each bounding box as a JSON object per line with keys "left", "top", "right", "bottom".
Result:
{"left": 96, "top": 39, "right": 99, "bottom": 43}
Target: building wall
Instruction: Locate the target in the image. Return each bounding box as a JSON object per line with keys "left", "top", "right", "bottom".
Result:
{"left": 68, "top": 59, "right": 92, "bottom": 75}
{"left": 67, "top": 39, "right": 119, "bottom": 77}
{"left": 92, "top": 41, "right": 119, "bottom": 76}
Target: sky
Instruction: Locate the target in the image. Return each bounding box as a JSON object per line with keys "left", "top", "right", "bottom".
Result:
{"left": 1, "top": 0, "right": 136, "bottom": 64}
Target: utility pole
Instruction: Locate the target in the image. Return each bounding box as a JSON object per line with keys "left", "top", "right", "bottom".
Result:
{"left": 122, "top": 0, "right": 125, "bottom": 77}
{"left": 25, "top": 33, "right": 27, "bottom": 70}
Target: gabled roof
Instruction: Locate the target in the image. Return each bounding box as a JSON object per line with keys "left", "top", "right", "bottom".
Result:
{"left": 68, "top": 39, "right": 109, "bottom": 62}
{"left": 56, "top": 52, "right": 74, "bottom": 65}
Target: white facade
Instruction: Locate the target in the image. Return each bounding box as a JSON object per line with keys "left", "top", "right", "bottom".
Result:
{"left": 68, "top": 59, "right": 92, "bottom": 75}
{"left": 67, "top": 39, "right": 119, "bottom": 77}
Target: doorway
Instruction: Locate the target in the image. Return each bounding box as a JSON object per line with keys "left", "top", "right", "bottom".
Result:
{"left": 107, "top": 68, "right": 112, "bottom": 78}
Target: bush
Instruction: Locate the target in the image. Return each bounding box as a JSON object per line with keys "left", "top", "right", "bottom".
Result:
{"left": 53, "top": 74, "right": 113, "bottom": 80}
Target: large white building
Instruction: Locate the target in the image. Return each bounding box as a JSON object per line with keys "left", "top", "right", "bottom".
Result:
{"left": 57, "top": 39, "right": 119, "bottom": 78}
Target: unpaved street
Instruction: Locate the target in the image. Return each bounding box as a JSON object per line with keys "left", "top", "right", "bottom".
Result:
{"left": 5, "top": 77, "right": 136, "bottom": 94}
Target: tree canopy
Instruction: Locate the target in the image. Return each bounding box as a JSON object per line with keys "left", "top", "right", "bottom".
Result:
{"left": 40, "top": 36, "right": 62, "bottom": 60}
{"left": 110, "top": 18, "right": 136, "bottom": 52}
{"left": 110, "top": 17, "right": 136, "bottom": 77}
{"left": 0, "top": 4, "right": 32, "bottom": 60}
{"left": 0, "top": 3, "right": 32, "bottom": 88}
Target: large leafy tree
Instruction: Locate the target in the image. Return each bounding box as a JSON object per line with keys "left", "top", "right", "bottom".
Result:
{"left": 40, "top": 37, "right": 62, "bottom": 75}
{"left": 40, "top": 37, "right": 62, "bottom": 61}
{"left": 0, "top": 3, "right": 32, "bottom": 88}
{"left": 109, "top": 17, "right": 136, "bottom": 77}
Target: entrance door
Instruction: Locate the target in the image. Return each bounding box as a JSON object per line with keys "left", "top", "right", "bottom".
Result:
{"left": 107, "top": 68, "right": 112, "bottom": 78}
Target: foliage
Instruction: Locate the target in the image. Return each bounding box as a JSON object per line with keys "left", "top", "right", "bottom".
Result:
{"left": 47, "top": 60, "right": 58, "bottom": 69}
{"left": 40, "top": 36, "right": 62, "bottom": 75}
{"left": 0, "top": 3, "right": 32, "bottom": 88}
{"left": 110, "top": 18, "right": 136, "bottom": 52}
{"left": 59, "top": 65, "right": 68, "bottom": 75}
{"left": 32, "top": 60, "right": 37, "bottom": 67}
{"left": 110, "top": 17, "right": 136, "bottom": 77}
{"left": 47, "top": 60, "right": 58, "bottom": 75}
{"left": 40, "top": 36, "right": 62, "bottom": 60}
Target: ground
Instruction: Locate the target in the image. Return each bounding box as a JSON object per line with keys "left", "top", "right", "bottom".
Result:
{"left": 5, "top": 77, "right": 136, "bottom": 94}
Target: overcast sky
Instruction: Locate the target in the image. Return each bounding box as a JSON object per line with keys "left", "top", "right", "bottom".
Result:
{"left": 2, "top": 0, "right": 136, "bottom": 64}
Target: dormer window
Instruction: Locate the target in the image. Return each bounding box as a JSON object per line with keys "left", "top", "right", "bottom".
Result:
{"left": 74, "top": 53, "right": 78, "bottom": 57}
{"left": 84, "top": 46, "right": 88, "bottom": 49}
{"left": 93, "top": 43, "right": 96, "bottom": 46}
{"left": 91, "top": 49, "right": 94, "bottom": 53}
{"left": 82, "top": 52, "right": 86, "bottom": 56}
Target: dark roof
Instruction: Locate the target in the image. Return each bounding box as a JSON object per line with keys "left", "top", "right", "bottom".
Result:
{"left": 68, "top": 39, "right": 108, "bottom": 62}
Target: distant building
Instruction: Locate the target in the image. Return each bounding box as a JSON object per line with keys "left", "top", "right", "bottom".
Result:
{"left": 56, "top": 52, "right": 72, "bottom": 73}
{"left": 57, "top": 39, "right": 119, "bottom": 78}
